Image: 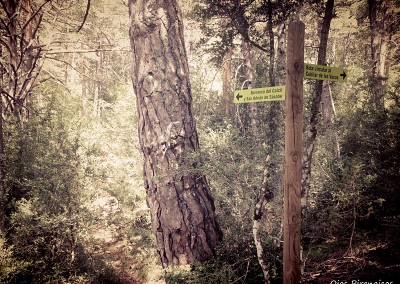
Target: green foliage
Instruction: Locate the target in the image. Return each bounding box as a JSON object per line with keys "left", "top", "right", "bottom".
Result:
{"left": 0, "top": 233, "right": 29, "bottom": 283}
{"left": 302, "top": 79, "right": 400, "bottom": 276}
{"left": 183, "top": 37, "right": 286, "bottom": 282}
{"left": 164, "top": 242, "right": 265, "bottom": 284}
{"left": 1, "top": 88, "right": 86, "bottom": 282}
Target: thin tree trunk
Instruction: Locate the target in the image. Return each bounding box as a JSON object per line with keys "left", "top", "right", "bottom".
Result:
{"left": 276, "top": 23, "right": 286, "bottom": 87}
{"left": 321, "top": 81, "right": 341, "bottom": 159}
{"left": 222, "top": 46, "right": 233, "bottom": 116}
{"left": 0, "top": 45, "right": 5, "bottom": 233}
{"left": 80, "top": 45, "right": 88, "bottom": 114}
{"left": 241, "top": 36, "right": 258, "bottom": 138}
{"left": 129, "top": 0, "right": 221, "bottom": 268}
{"left": 368, "top": 0, "right": 391, "bottom": 108}
{"left": 267, "top": 0, "right": 275, "bottom": 87}
{"left": 273, "top": 22, "right": 286, "bottom": 247}
{"left": 93, "top": 53, "right": 101, "bottom": 117}
{"left": 253, "top": 155, "right": 273, "bottom": 284}
{"left": 301, "top": 0, "right": 334, "bottom": 209}
{"left": 321, "top": 80, "right": 332, "bottom": 131}
{"left": 2, "top": 0, "right": 45, "bottom": 122}
{"left": 252, "top": 19, "right": 287, "bottom": 284}
{"left": 252, "top": 6, "right": 277, "bottom": 280}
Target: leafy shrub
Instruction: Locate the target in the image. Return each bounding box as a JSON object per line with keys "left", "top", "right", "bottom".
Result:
{"left": 0, "top": 233, "right": 29, "bottom": 283}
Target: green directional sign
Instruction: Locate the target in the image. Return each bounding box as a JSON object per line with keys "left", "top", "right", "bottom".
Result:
{"left": 304, "top": 63, "right": 347, "bottom": 82}
{"left": 234, "top": 86, "right": 285, "bottom": 104}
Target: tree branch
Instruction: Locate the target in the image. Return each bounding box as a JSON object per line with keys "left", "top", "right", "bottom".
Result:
{"left": 42, "top": 47, "right": 130, "bottom": 54}
{"left": 20, "top": 0, "right": 50, "bottom": 34}
{"left": 248, "top": 38, "right": 268, "bottom": 53}
{"left": 76, "top": 0, "right": 91, "bottom": 32}
{"left": 0, "top": 0, "right": 12, "bottom": 18}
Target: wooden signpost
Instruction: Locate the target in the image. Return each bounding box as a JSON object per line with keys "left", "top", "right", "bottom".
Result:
{"left": 283, "top": 20, "right": 304, "bottom": 284}
{"left": 232, "top": 18, "right": 348, "bottom": 284}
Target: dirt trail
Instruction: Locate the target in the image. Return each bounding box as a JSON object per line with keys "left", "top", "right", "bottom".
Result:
{"left": 90, "top": 195, "right": 149, "bottom": 283}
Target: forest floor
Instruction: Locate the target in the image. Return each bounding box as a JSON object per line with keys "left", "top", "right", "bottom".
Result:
{"left": 89, "top": 195, "right": 164, "bottom": 284}
{"left": 303, "top": 237, "right": 400, "bottom": 284}
{"left": 304, "top": 257, "right": 400, "bottom": 283}
{"left": 88, "top": 195, "right": 400, "bottom": 284}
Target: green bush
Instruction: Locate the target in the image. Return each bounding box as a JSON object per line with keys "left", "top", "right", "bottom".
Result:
{"left": 0, "top": 233, "right": 29, "bottom": 283}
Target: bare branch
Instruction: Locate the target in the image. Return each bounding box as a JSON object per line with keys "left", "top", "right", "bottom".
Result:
{"left": 44, "top": 55, "right": 97, "bottom": 82}
{"left": 18, "top": 49, "right": 42, "bottom": 101}
{"left": 21, "top": 0, "right": 51, "bottom": 35}
{"left": 0, "top": 37, "right": 13, "bottom": 56}
{"left": 76, "top": 0, "right": 91, "bottom": 32}
{"left": 43, "top": 47, "right": 130, "bottom": 54}
{"left": 0, "top": 0, "right": 11, "bottom": 18}
{"left": 249, "top": 38, "right": 268, "bottom": 53}
{"left": 27, "top": 14, "right": 43, "bottom": 46}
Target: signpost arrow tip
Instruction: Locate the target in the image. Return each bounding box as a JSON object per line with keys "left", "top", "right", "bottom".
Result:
{"left": 236, "top": 93, "right": 243, "bottom": 101}
{"left": 340, "top": 71, "right": 346, "bottom": 80}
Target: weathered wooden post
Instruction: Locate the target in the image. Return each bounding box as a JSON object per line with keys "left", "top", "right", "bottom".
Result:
{"left": 283, "top": 20, "right": 304, "bottom": 284}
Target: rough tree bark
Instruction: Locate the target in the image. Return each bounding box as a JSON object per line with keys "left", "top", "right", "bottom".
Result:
{"left": 128, "top": 0, "right": 222, "bottom": 268}
{"left": 0, "top": 46, "right": 5, "bottom": 233}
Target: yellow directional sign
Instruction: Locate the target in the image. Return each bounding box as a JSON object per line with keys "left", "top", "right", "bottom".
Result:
{"left": 234, "top": 86, "right": 285, "bottom": 104}
{"left": 304, "top": 63, "right": 347, "bottom": 82}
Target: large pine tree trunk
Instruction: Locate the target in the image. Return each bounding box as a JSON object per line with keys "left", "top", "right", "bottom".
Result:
{"left": 128, "top": 0, "right": 222, "bottom": 267}
{"left": 0, "top": 46, "right": 5, "bottom": 233}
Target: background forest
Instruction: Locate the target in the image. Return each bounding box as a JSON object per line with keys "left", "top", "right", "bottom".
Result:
{"left": 0, "top": 0, "right": 399, "bottom": 283}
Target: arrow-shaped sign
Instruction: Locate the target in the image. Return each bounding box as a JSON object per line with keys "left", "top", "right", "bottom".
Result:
{"left": 234, "top": 86, "right": 285, "bottom": 104}
{"left": 236, "top": 93, "right": 243, "bottom": 102}
{"left": 340, "top": 71, "right": 346, "bottom": 80}
{"left": 304, "top": 63, "right": 348, "bottom": 82}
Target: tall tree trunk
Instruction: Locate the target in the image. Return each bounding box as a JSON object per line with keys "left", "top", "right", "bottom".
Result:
{"left": 273, "top": 22, "right": 286, "bottom": 247}
{"left": 80, "top": 46, "right": 88, "bottom": 115}
{"left": 241, "top": 36, "right": 258, "bottom": 138}
{"left": 253, "top": 155, "right": 273, "bottom": 284}
{"left": 222, "top": 46, "right": 233, "bottom": 116}
{"left": 267, "top": 0, "right": 275, "bottom": 87}
{"left": 252, "top": 3, "right": 276, "bottom": 280}
{"left": 0, "top": 46, "right": 5, "bottom": 233}
{"left": 252, "top": 9, "right": 287, "bottom": 283}
{"left": 276, "top": 23, "right": 286, "bottom": 87}
{"left": 128, "top": 0, "right": 222, "bottom": 268}
{"left": 301, "top": 0, "right": 334, "bottom": 209}
{"left": 321, "top": 80, "right": 332, "bottom": 131}
{"left": 93, "top": 52, "right": 101, "bottom": 117}
{"left": 368, "top": 0, "right": 391, "bottom": 108}
{"left": 4, "top": 0, "right": 18, "bottom": 117}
